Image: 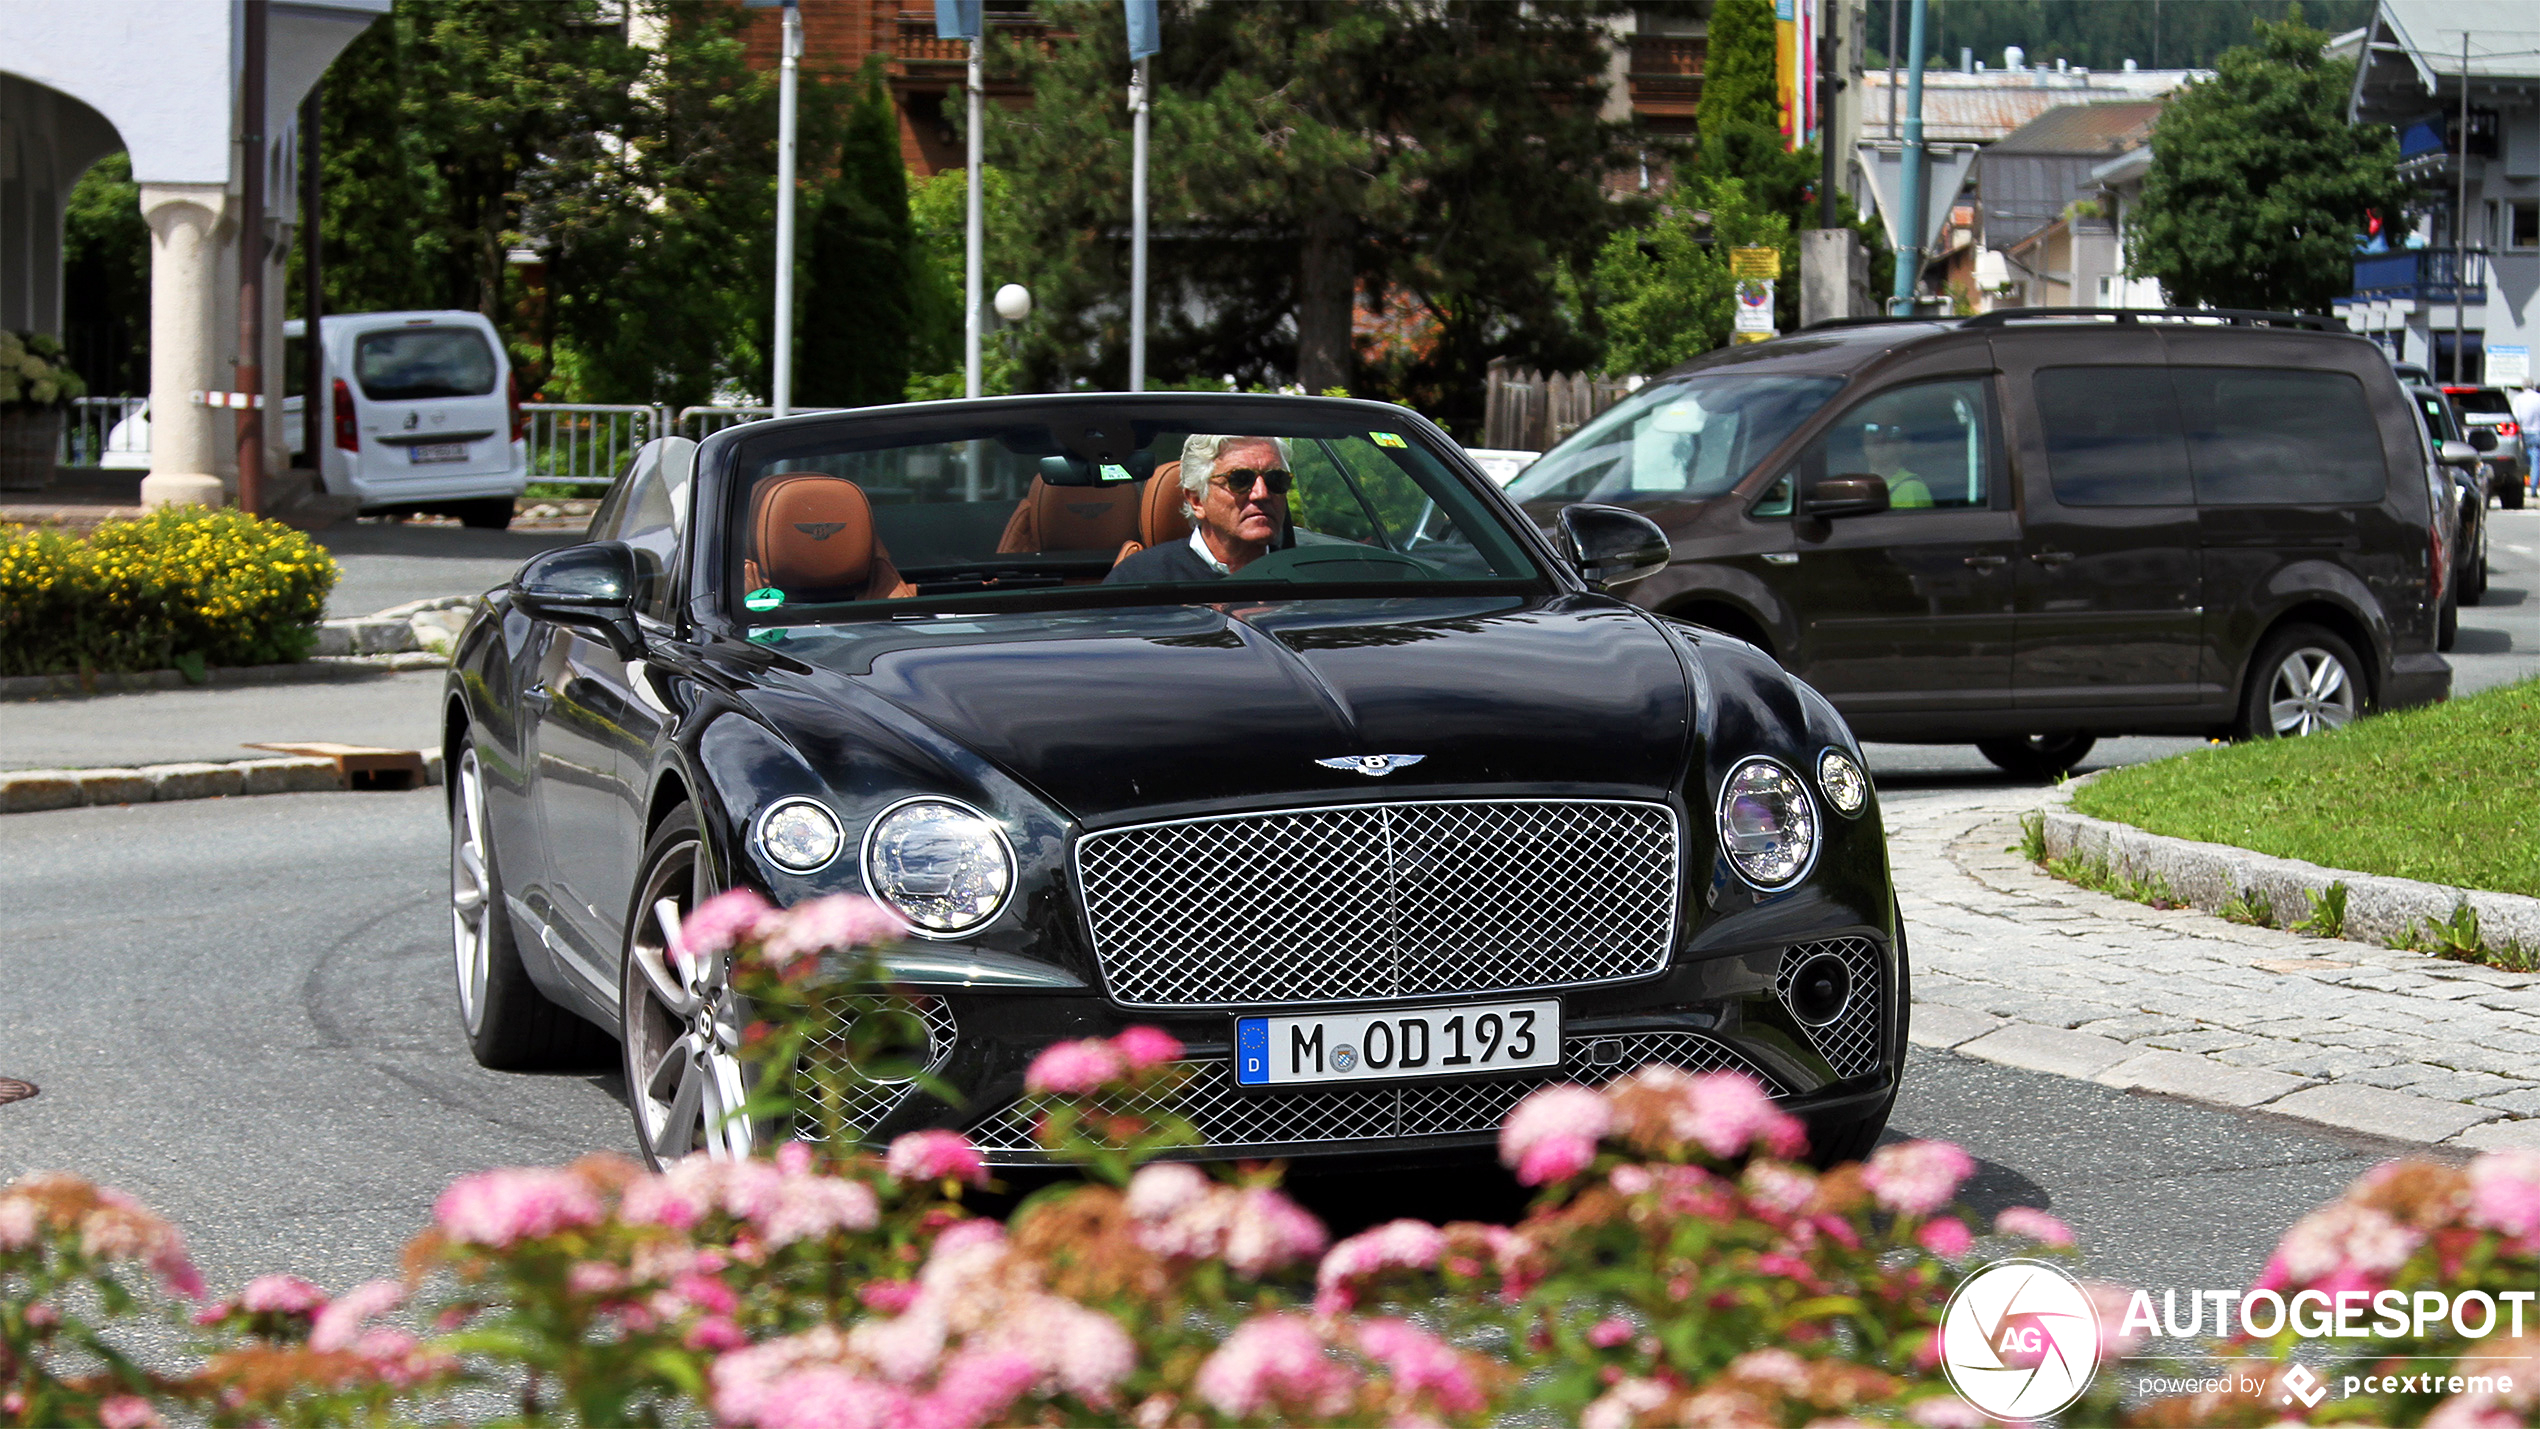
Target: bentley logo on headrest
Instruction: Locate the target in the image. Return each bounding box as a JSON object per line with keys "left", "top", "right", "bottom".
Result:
{"left": 792, "top": 521, "right": 848, "bottom": 540}
{"left": 1065, "top": 502, "right": 1111, "bottom": 521}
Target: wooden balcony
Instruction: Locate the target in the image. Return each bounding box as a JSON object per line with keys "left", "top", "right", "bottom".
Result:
{"left": 1627, "top": 36, "right": 1704, "bottom": 117}
{"left": 893, "top": 9, "right": 1053, "bottom": 67}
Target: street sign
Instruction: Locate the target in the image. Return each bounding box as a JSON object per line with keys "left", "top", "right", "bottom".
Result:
{"left": 1734, "top": 279, "right": 1777, "bottom": 343}
{"left": 2489, "top": 344, "right": 2530, "bottom": 388}
{"left": 1731, "top": 247, "right": 1781, "bottom": 280}
{"left": 1854, "top": 141, "right": 1980, "bottom": 255}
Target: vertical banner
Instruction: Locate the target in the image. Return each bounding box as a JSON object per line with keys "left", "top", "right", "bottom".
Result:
{"left": 1776, "top": 0, "right": 1799, "bottom": 149}
{"left": 935, "top": 0, "right": 981, "bottom": 39}
{"left": 1125, "top": 0, "right": 1160, "bottom": 59}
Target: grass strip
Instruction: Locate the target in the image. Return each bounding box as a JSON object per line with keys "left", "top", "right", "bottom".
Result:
{"left": 2068, "top": 676, "right": 2540, "bottom": 898}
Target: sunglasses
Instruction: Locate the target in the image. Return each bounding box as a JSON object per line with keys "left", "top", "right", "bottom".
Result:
{"left": 1210, "top": 467, "right": 1293, "bottom": 497}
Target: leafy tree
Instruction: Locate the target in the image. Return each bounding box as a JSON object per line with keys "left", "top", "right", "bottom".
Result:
{"left": 797, "top": 65, "right": 918, "bottom": 408}
{"left": 1593, "top": 178, "right": 1793, "bottom": 374}
{"left": 2126, "top": 12, "right": 2408, "bottom": 313}
{"left": 1697, "top": 0, "right": 1779, "bottom": 141}
{"left": 982, "top": 0, "right": 1634, "bottom": 432}
{"left": 62, "top": 153, "right": 150, "bottom": 395}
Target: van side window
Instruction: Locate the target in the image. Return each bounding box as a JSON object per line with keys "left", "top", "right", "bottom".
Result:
{"left": 1801, "top": 378, "right": 1992, "bottom": 511}
{"left": 2173, "top": 367, "right": 2386, "bottom": 506}
{"left": 2032, "top": 366, "right": 2193, "bottom": 506}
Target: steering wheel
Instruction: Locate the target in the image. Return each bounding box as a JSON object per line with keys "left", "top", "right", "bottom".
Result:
{"left": 1236, "top": 545, "right": 1441, "bottom": 582}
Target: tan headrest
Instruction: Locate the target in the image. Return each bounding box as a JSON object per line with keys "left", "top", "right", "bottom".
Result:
{"left": 748, "top": 474, "right": 908, "bottom": 602}
{"left": 1142, "top": 461, "right": 1193, "bottom": 547}
{"left": 996, "top": 475, "right": 1149, "bottom": 554}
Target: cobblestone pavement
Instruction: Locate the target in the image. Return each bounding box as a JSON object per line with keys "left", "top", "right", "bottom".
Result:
{"left": 1891, "top": 787, "right": 2540, "bottom": 1153}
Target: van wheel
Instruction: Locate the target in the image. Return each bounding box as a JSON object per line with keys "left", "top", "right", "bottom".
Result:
{"left": 454, "top": 498, "right": 515, "bottom": 530}
{"left": 2237, "top": 625, "right": 2364, "bottom": 741}
{"left": 2438, "top": 588, "right": 2460, "bottom": 651}
{"left": 1975, "top": 734, "right": 2096, "bottom": 780}
{"left": 2503, "top": 479, "right": 2526, "bottom": 511}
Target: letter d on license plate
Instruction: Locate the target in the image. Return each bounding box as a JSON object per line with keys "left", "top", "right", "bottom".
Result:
{"left": 1234, "top": 998, "right": 1560, "bottom": 1088}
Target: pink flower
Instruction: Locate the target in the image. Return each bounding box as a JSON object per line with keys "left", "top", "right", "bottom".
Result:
{"left": 1674, "top": 1072, "right": 1807, "bottom": 1160}
{"left": 929, "top": 1217, "right": 1005, "bottom": 1263}
{"left": 1114, "top": 1026, "right": 1184, "bottom": 1070}
{"left": 679, "top": 887, "right": 775, "bottom": 962}
{"left": 98, "top": 1395, "right": 161, "bottom": 1429}
{"left": 916, "top": 1350, "right": 1037, "bottom": 1428}
{"left": 1223, "top": 1186, "right": 1330, "bottom": 1276}
{"left": 1993, "top": 1206, "right": 2073, "bottom": 1248}
{"left": 2426, "top": 1394, "right": 2526, "bottom": 1429}
{"left": 860, "top": 1279, "right": 921, "bottom": 1314}
{"left": 1742, "top": 1161, "right": 1819, "bottom": 1217}
{"left": 1583, "top": 1376, "right": 1672, "bottom": 1429}
{"left": 567, "top": 1262, "right": 628, "bottom": 1297}
{"left": 1918, "top": 1216, "right": 1974, "bottom": 1259}
{"left": 310, "top": 1278, "right": 405, "bottom": 1353}
{"left": 1024, "top": 1038, "right": 1128, "bottom": 1095}
{"left": 1125, "top": 1162, "right": 1211, "bottom": 1221}
{"left": 238, "top": 1274, "right": 328, "bottom": 1314}
{"left": 1862, "top": 1141, "right": 1976, "bottom": 1216}
{"left": 151, "top": 1242, "right": 206, "bottom": 1301}
{"left": 1316, "top": 1219, "right": 1449, "bottom": 1312}
{"left": 2469, "top": 1151, "right": 2540, "bottom": 1240}
{"left": 849, "top": 1304, "right": 949, "bottom": 1383}
{"left": 2270, "top": 1201, "right": 2421, "bottom": 1288}
{"left": 978, "top": 1296, "right": 1138, "bottom": 1403}
{"left": 0, "top": 1195, "right": 35, "bottom": 1250}
{"left": 759, "top": 895, "right": 907, "bottom": 969}
{"left": 1195, "top": 1315, "right": 1360, "bottom": 1419}
{"left": 1908, "top": 1397, "right": 1993, "bottom": 1428}
{"left": 1585, "top": 1316, "right": 1635, "bottom": 1349}
{"left": 1609, "top": 1164, "right": 1654, "bottom": 1197}
{"left": 887, "top": 1130, "right": 988, "bottom": 1188}
{"left": 434, "top": 1167, "right": 603, "bottom": 1247}
{"left": 687, "top": 1316, "right": 750, "bottom": 1353}
{"left": 756, "top": 1173, "right": 882, "bottom": 1248}
{"left": 1500, "top": 1085, "right": 1610, "bottom": 1185}
{"left": 1357, "top": 1318, "right": 1484, "bottom": 1414}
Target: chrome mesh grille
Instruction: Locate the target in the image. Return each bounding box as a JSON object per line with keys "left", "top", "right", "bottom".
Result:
{"left": 799, "top": 995, "right": 958, "bottom": 1141}
{"left": 1776, "top": 937, "right": 1885, "bottom": 1080}
{"left": 1076, "top": 800, "right": 1679, "bottom": 1008}
{"left": 965, "top": 1031, "right": 1773, "bottom": 1155}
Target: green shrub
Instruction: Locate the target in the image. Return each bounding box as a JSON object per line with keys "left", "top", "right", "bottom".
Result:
{"left": 0, "top": 508, "right": 337, "bottom": 678}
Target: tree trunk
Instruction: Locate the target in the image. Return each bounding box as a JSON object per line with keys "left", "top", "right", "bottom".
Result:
{"left": 1295, "top": 206, "right": 1356, "bottom": 394}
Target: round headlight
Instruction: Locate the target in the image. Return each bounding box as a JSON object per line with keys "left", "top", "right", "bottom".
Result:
{"left": 1817, "top": 748, "right": 1869, "bottom": 817}
{"left": 861, "top": 798, "right": 1014, "bottom": 936}
{"left": 1717, "top": 758, "right": 1818, "bottom": 888}
{"left": 756, "top": 798, "right": 844, "bottom": 873}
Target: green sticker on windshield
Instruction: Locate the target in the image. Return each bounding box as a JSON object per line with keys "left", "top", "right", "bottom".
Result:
{"left": 1099, "top": 463, "right": 1131, "bottom": 482}
{"left": 747, "top": 627, "right": 788, "bottom": 645}
{"left": 744, "top": 587, "right": 785, "bottom": 612}
{"left": 1369, "top": 431, "right": 1408, "bottom": 449}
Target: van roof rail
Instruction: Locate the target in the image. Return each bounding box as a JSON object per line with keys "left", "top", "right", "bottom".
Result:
{"left": 1795, "top": 314, "right": 1959, "bottom": 333}
{"left": 1960, "top": 306, "right": 2343, "bottom": 331}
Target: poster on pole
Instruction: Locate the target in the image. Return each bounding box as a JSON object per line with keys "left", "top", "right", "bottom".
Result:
{"left": 2488, "top": 344, "right": 2530, "bottom": 388}
{"left": 1734, "top": 280, "right": 1778, "bottom": 343}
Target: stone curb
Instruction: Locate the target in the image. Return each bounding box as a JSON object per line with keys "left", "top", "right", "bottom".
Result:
{"left": 2037, "top": 776, "right": 2540, "bottom": 954}
{"left": 0, "top": 751, "right": 444, "bottom": 813}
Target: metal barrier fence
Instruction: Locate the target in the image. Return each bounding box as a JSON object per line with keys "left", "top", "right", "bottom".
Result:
{"left": 523, "top": 403, "right": 668, "bottom": 489}
{"left": 56, "top": 396, "right": 148, "bottom": 468}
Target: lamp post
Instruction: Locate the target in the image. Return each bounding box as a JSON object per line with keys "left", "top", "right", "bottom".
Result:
{"left": 1888, "top": 0, "right": 1929, "bottom": 316}
{"left": 772, "top": 0, "right": 801, "bottom": 417}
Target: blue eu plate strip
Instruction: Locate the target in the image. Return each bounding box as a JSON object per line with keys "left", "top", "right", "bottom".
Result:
{"left": 1235, "top": 1018, "right": 1269, "bottom": 1086}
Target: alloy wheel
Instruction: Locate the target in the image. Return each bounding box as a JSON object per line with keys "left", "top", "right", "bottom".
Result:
{"left": 2265, "top": 647, "right": 2358, "bottom": 737}
{"left": 622, "top": 831, "right": 754, "bottom": 1167}
{"left": 449, "top": 748, "right": 493, "bottom": 1037}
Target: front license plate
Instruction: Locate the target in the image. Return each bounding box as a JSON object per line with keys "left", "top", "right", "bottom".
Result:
{"left": 407, "top": 442, "right": 471, "bottom": 464}
{"left": 1234, "top": 998, "right": 1560, "bottom": 1088}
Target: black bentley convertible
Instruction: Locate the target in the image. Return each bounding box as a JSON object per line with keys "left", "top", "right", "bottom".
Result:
{"left": 442, "top": 393, "right": 1906, "bottom": 1170}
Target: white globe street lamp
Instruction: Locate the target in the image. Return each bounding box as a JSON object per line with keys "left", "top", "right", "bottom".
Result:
{"left": 993, "top": 284, "right": 1033, "bottom": 324}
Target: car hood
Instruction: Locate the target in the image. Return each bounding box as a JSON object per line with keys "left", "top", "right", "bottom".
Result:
{"left": 755, "top": 594, "right": 1693, "bottom": 820}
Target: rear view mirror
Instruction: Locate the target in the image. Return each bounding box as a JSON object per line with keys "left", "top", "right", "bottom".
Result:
{"left": 512, "top": 542, "right": 643, "bottom": 657}
{"left": 2468, "top": 427, "right": 2499, "bottom": 453}
{"left": 2438, "top": 440, "right": 2482, "bottom": 469}
{"left": 1557, "top": 504, "right": 1670, "bottom": 589}
{"left": 1806, "top": 472, "right": 1892, "bottom": 518}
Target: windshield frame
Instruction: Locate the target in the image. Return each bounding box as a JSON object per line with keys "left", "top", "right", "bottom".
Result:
{"left": 681, "top": 394, "right": 1574, "bottom": 635}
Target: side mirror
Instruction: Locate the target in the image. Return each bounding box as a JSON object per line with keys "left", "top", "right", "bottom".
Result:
{"left": 1806, "top": 472, "right": 1893, "bottom": 518}
{"left": 1557, "top": 503, "right": 1670, "bottom": 589}
{"left": 511, "top": 542, "right": 644, "bottom": 658}
{"left": 2468, "top": 427, "right": 2499, "bottom": 453}
{"left": 2438, "top": 439, "right": 2482, "bottom": 469}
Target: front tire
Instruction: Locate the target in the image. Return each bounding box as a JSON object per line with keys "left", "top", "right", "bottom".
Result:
{"left": 449, "top": 739, "right": 610, "bottom": 1069}
{"left": 454, "top": 497, "right": 515, "bottom": 530}
{"left": 2237, "top": 624, "right": 2364, "bottom": 741}
{"left": 620, "top": 804, "right": 756, "bottom": 1169}
{"left": 1975, "top": 734, "right": 2096, "bottom": 780}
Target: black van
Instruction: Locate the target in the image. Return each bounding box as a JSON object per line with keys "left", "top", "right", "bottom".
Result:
{"left": 1511, "top": 309, "right": 2452, "bottom": 776}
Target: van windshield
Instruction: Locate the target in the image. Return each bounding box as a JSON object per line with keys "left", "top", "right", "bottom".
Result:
{"left": 1508, "top": 373, "right": 1843, "bottom": 505}
{"left": 354, "top": 326, "right": 499, "bottom": 402}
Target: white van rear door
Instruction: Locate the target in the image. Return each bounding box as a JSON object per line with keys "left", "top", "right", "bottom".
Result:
{"left": 347, "top": 322, "right": 512, "bottom": 485}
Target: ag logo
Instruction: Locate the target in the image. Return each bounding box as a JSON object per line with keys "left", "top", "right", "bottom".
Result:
{"left": 1938, "top": 1258, "right": 2101, "bottom": 1421}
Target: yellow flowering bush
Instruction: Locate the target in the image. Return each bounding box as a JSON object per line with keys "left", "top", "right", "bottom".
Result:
{"left": 0, "top": 508, "right": 337, "bottom": 677}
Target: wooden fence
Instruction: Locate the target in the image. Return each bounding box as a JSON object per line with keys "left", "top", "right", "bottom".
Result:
{"left": 1482, "top": 360, "right": 1638, "bottom": 452}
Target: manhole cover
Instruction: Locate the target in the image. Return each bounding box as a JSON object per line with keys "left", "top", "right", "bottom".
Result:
{"left": 0, "top": 1079, "right": 37, "bottom": 1106}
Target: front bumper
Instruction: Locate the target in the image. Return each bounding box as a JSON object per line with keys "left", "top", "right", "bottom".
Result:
{"left": 2386, "top": 649, "right": 2452, "bottom": 712}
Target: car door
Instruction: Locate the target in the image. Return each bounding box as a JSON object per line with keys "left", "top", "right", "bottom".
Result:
{"left": 344, "top": 318, "right": 514, "bottom": 490}
{"left": 1998, "top": 333, "right": 2205, "bottom": 708}
{"left": 1757, "top": 375, "right": 2018, "bottom": 716}
{"left": 526, "top": 445, "right": 682, "bottom": 990}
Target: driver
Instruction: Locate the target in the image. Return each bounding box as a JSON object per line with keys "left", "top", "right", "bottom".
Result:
{"left": 1106, "top": 433, "right": 1293, "bottom": 583}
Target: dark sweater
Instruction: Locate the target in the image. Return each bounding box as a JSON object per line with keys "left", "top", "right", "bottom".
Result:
{"left": 1104, "top": 538, "right": 1224, "bottom": 585}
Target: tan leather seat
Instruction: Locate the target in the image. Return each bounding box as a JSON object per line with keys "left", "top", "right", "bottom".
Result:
{"left": 996, "top": 475, "right": 1148, "bottom": 554}
{"left": 743, "top": 474, "right": 915, "bottom": 603}
{"left": 1114, "top": 461, "right": 1191, "bottom": 564}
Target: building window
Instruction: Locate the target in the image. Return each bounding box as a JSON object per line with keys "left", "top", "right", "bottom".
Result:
{"left": 2508, "top": 200, "right": 2540, "bottom": 252}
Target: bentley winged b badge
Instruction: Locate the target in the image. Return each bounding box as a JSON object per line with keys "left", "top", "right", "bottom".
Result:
{"left": 1316, "top": 754, "right": 1426, "bottom": 778}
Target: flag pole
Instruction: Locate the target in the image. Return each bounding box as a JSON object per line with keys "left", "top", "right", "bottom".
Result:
{"left": 1129, "top": 56, "right": 1150, "bottom": 392}
{"left": 965, "top": 32, "right": 984, "bottom": 399}
{"left": 772, "top": 0, "right": 800, "bottom": 417}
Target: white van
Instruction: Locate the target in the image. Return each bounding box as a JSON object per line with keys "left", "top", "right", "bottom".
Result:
{"left": 106, "top": 312, "right": 529, "bottom": 527}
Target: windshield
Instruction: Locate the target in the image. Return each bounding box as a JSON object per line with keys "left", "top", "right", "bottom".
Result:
{"left": 354, "top": 326, "right": 499, "bottom": 402}
{"left": 1507, "top": 373, "right": 1844, "bottom": 505}
{"left": 2448, "top": 389, "right": 2511, "bottom": 415}
{"left": 728, "top": 408, "right": 1542, "bottom": 620}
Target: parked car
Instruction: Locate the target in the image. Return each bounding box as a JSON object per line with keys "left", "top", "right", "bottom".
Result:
{"left": 2443, "top": 384, "right": 2528, "bottom": 509}
{"left": 2408, "top": 383, "right": 2490, "bottom": 620}
{"left": 443, "top": 395, "right": 1908, "bottom": 1171}
{"left": 100, "top": 314, "right": 528, "bottom": 528}
{"left": 1510, "top": 309, "right": 2452, "bottom": 777}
